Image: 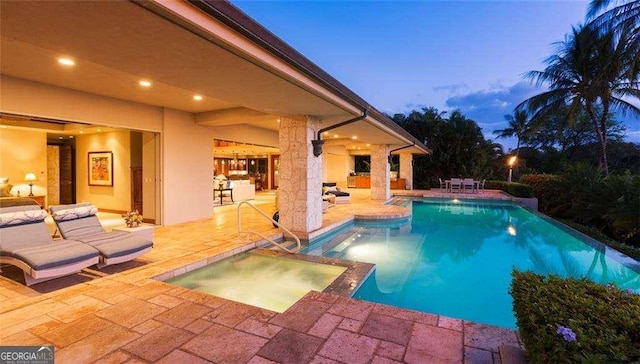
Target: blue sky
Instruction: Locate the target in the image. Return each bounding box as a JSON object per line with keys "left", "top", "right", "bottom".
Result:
{"left": 232, "top": 0, "right": 639, "bottom": 150}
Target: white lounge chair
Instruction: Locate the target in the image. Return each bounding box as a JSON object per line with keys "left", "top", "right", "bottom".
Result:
{"left": 49, "top": 203, "right": 153, "bottom": 268}
{"left": 0, "top": 205, "right": 100, "bottom": 286}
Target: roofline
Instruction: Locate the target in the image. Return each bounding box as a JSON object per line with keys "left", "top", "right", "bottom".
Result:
{"left": 190, "top": 0, "right": 431, "bottom": 154}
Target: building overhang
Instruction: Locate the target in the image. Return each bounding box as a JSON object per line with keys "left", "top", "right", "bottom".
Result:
{"left": 0, "top": 0, "right": 429, "bottom": 154}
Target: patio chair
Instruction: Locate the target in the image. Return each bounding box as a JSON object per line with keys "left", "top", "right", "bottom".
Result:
{"left": 463, "top": 178, "right": 475, "bottom": 193}
{"left": 438, "top": 178, "right": 446, "bottom": 191}
{"left": 449, "top": 178, "right": 462, "bottom": 193}
{"left": 0, "top": 205, "right": 100, "bottom": 286}
{"left": 478, "top": 179, "right": 486, "bottom": 193}
{"left": 49, "top": 203, "right": 153, "bottom": 268}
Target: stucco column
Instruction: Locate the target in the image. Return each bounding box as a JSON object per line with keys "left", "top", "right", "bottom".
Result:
{"left": 370, "top": 144, "right": 390, "bottom": 200}
{"left": 399, "top": 153, "right": 413, "bottom": 190}
{"left": 278, "top": 116, "right": 323, "bottom": 234}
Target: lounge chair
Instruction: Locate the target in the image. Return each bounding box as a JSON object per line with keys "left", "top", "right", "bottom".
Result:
{"left": 322, "top": 183, "right": 350, "bottom": 203}
{"left": 439, "top": 178, "right": 446, "bottom": 191}
{"left": 0, "top": 205, "right": 100, "bottom": 286}
{"left": 49, "top": 203, "right": 153, "bottom": 268}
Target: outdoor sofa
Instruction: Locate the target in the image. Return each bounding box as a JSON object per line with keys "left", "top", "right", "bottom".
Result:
{"left": 322, "top": 182, "right": 351, "bottom": 204}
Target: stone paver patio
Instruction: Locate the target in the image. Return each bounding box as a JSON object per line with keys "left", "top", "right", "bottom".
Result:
{"left": 0, "top": 189, "right": 524, "bottom": 363}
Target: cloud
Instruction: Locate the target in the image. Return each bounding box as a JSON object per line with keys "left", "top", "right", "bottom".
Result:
{"left": 433, "top": 83, "right": 468, "bottom": 94}
{"left": 444, "top": 82, "right": 542, "bottom": 149}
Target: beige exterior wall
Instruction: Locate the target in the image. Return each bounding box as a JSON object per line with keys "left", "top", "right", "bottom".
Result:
{"left": 161, "top": 109, "right": 215, "bottom": 225}
{"left": 0, "top": 128, "right": 48, "bottom": 197}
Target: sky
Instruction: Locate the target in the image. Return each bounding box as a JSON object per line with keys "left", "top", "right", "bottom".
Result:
{"left": 231, "top": 0, "right": 639, "bottom": 151}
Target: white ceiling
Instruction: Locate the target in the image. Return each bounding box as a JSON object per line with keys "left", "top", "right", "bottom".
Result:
{"left": 0, "top": 1, "right": 423, "bottom": 153}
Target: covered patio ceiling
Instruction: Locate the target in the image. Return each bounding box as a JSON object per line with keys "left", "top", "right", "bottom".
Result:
{"left": 0, "top": 0, "right": 428, "bottom": 155}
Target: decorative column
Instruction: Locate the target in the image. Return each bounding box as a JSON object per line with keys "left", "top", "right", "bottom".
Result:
{"left": 399, "top": 153, "right": 413, "bottom": 190}
{"left": 278, "top": 116, "right": 323, "bottom": 234}
{"left": 370, "top": 144, "right": 390, "bottom": 200}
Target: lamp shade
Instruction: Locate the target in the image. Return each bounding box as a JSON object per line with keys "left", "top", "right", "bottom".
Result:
{"left": 24, "top": 173, "right": 37, "bottom": 182}
{"left": 214, "top": 174, "right": 227, "bottom": 181}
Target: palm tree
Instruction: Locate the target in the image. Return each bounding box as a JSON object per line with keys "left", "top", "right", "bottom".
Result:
{"left": 493, "top": 110, "right": 531, "bottom": 159}
{"left": 517, "top": 24, "right": 640, "bottom": 176}
{"left": 587, "top": 0, "right": 640, "bottom": 79}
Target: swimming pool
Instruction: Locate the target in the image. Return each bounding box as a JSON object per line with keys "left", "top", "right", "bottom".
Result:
{"left": 299, "top": 198, "right": 640, "bottom": 329}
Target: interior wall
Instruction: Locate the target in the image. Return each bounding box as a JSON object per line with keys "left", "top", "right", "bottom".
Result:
{"left": 75, "top": 130, "right": 131, "bottom": 211}
{"left": 162, "top": 108, "right": 215, "bottom": 225}
{"left": 0, "top": 128, "right": 47, "bottom": 197}
{"left": 322, "top": 145, "right": 349, "bottom": 188}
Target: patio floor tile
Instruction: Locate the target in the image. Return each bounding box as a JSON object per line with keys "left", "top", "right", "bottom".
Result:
{"left": 405, "top": 322, "right": 463, "bottom": 363}
{"left": 123, "top": 324, "right": 194, "bottom": 362}
{"left": 181, "top": 323, "right": 267, "bottom": 363}
{"left": 317, "top": 329, "right": 379, "bottom": 364}
{"left": 55, "top": 324, "right": 140, "bottom": 363}
{"left": 257, "top": 328, "right": 324, "bottom": 364}
{"left": 154, "top": 301, "right": 212, "bottom": 328}
{"left": 94, "top": 298, "right": 167, "bottom": 328}
{"left": 360, "top": 312, "right": 413, "bottom": 346}
{"left": 156, "top": 349, "right": 213, "bottom": 364}
{"left": 33, "top": 314, "right": 111, "bottom": 348}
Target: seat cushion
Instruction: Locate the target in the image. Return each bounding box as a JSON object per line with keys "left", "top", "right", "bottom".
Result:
{"left": 2, "top": 239, "right": 99, "bottom": 270}
{"left": 327, "top": 190, "right": 350, "bottom": 197}
{"left": 77, "top": 232, "right": 153, "bottom": 259}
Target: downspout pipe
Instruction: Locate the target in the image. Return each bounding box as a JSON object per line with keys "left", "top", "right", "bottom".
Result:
{"left": 312, "top": 109, "right": 368, "bottom": 157}
{"left": 387, "top": 143, "right": 415, "bottom": 164}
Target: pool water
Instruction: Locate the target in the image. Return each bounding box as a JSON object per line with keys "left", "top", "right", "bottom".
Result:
{"left": 166, "top": 252, "right": 347, "bottom": 313}
{"left": 300, "top": 198, "right": 640, "bottom": 329}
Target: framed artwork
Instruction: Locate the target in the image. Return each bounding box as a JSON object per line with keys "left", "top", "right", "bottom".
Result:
{"left": 88, "top": 151, "right": 113, "bottom": 186}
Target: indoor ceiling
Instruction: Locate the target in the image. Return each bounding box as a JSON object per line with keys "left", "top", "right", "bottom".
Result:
{"left": 0, "top": 1, "right": 421, "bottom": 153}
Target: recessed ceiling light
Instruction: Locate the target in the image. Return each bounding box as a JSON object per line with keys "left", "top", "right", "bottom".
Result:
{"left": 351, "top": 136, "right": 358, "bottom": 140}
{"left": 58, "top": 136, "right": 63, "bottom": 139}
{"left": 333, "top": 134, "right": 339, "bottom": 138}
{"left": 79, "top": 130, "right": 84, "bottom": 134}
{"left": 277, "top": 118, "right": 281, "bottom": 123}
{"left": 58, "top": 57, "right": 75, "bottom": 66}
{"left": 97, "top": 129, "right": 101, "bottom": 132}
{"left": 139, "top": 80, "right": 152, "bottom": 87}
{"left": 193, "top": 95, "right": 203, "bottom": 101}
{"left": 69, "top": 136, "right": 74, "bottom": 139}
{"left": 323, "top": 131, "right": 329, "bottom": 136}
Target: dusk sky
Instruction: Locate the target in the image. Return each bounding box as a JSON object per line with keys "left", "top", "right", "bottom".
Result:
{"left": 232, "top": 0, "right": 640, "bottom": 151}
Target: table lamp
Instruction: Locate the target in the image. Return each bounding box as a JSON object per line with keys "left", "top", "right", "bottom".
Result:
{"left": 24, "top": 172, "right": 37, "bottom": 196}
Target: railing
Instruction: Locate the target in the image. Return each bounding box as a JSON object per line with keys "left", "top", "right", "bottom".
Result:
{"left": 237, "top": 201, "right": 301, "bottom": 253}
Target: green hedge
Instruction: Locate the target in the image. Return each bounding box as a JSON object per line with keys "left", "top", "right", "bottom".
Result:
{"left": 511, "top": 270, "right": 640, "bottom": 363}
{"left": 484, "top": 180, "right": 534, "bottom": 198}
{"left": 519, "top": 174, "right": 568, "bottom": 214}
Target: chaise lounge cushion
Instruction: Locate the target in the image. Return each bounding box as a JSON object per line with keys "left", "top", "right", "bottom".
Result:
{"left": 70, "top": 231, "right": 152, "bottom": 259}
{"left": 0, "top": 206, "right": 99, "bottom": 270}
{"left": 49, "top": 202, "right": 153, "bottom": 264}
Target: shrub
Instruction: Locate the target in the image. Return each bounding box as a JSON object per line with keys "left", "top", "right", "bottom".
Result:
{"left": 484, "top": 180, "right": 534, "bottom": 198}
{"left": 511, "top": 270, "right": 640, "bottom": 363}
{"left": 519, "top": 174, "right": 568, "bottom": 214}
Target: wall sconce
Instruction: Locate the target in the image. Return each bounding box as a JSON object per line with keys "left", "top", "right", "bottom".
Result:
{"left": 24, "top": 172, "right": 37, "bottom": 196}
